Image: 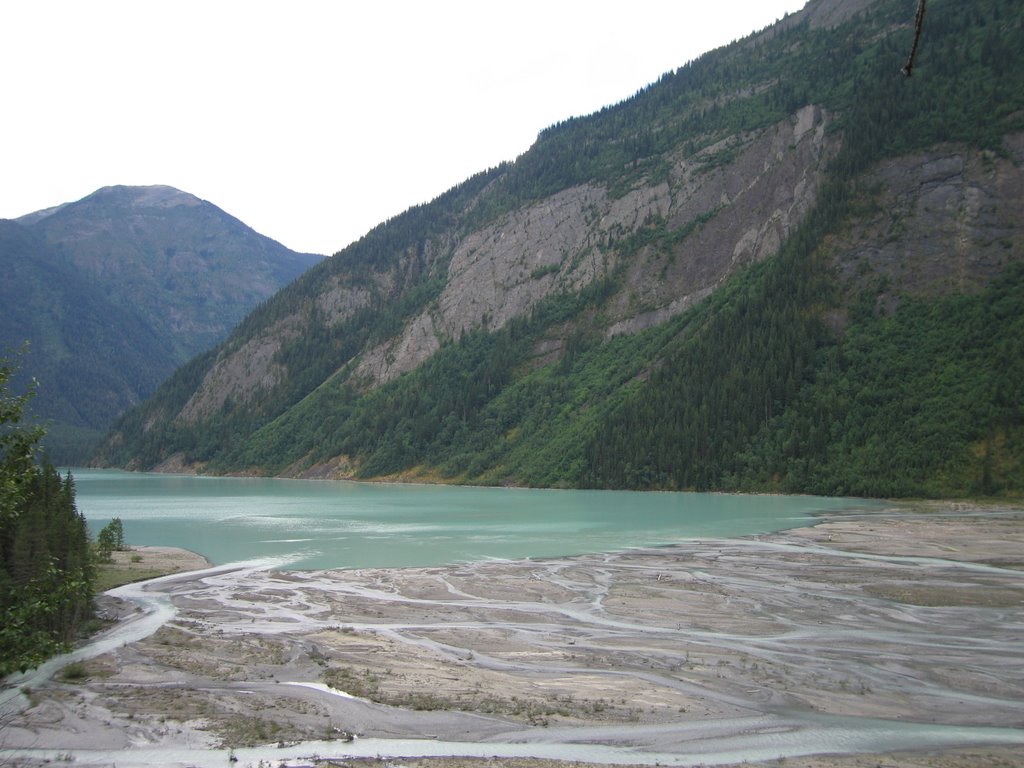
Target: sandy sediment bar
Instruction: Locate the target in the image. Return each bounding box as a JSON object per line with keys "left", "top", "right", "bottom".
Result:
{"left": 107, "top": 544, "right": 212, "bottom": 572}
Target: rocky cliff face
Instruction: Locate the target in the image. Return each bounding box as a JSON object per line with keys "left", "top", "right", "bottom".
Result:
{"left": 832, "top": 133, "right": 1024, "bottom": 313}
{"left": 355, "top": 105, "right": 836, "bottom": 386}
{"left": 162, "top": 119, "right": 1021, "bottom": 436}
{"left": 173, "top": 106, "right": 836, "bottom": 418}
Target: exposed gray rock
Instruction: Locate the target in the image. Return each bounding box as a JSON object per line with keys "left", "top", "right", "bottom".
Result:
{"left": 316, "top": 277, "right": 373, "bottom": 325}
{"left": 356, "top": 105, "right": 837, "bottom": 386}
{"left": 178, "top": 327, "right": 295, "bottom": 424}
{"left": 832, "top": 133, "right": 1024, "bottom": 314}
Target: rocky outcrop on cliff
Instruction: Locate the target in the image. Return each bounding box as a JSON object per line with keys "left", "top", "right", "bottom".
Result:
{"left": 832, "top": 133, "right": 1024, "bottom": 311}
{"left": 353, "top": 105, "right": 836, "bottom": 385}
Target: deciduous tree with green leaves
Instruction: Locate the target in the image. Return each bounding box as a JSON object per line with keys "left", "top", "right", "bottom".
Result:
{"left": 95, "top": 517, "right": 124, "bottom": 562}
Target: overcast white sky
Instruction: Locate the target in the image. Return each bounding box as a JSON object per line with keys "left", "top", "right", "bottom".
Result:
{"left": 2, "top": 1, "right": 806, "bottom": 256}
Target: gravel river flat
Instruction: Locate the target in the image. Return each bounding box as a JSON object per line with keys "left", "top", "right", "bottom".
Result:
{"left": 2, "top": 502, "right": 1023, "bottom": 768}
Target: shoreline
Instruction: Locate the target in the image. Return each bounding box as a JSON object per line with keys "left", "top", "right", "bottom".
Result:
{"left": 91, "top": 498, "right": 1009, "bottom": 578}
{"left": 3, "top": 502, "right": 1022, "bottom": 767}
{"left": 93, "top": 545, "right": 213, "bottom": 592}
{"left": 89, "top": 461, "right": 1022, "bottom": 502}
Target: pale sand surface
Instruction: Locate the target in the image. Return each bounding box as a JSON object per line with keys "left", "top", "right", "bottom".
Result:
{"left": 2, "top": 502, "right": 1023, "bottom": 767}
{"left": 108, "top": 545, "right": 212, "bottom": 573}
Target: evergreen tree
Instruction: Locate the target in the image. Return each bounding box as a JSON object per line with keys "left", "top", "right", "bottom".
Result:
{"left": 0, "top": 352, "right": 94, "bottom": 675}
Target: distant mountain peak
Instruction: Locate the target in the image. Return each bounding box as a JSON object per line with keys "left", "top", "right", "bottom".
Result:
{"left": 3, "top": 184, "right": 322, "bottom": 462}
{"left": 15, "top": 185, "right": 202, "bottom": 226}
{"left": 81, "top": 184, "right": 203, "bottom": 209}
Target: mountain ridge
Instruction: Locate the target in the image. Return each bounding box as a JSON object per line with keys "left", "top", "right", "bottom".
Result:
{"left": 95, "top": 0, "right": 1024, "bottom": 496}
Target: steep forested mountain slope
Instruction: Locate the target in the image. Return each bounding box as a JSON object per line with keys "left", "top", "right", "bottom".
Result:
{"left": 97, "top": 0, "right": 1024, "bottom": 497}
{"left": 1, "top": 186, "right": 321, "bottom": 462}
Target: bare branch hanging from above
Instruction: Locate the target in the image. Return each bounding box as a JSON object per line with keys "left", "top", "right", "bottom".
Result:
{"left": 902, "top": 0, "right": 927, "bottom": 77}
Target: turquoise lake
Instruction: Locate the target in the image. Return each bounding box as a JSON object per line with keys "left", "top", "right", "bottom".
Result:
{"left": 72, "top": 469, "right": 880, "bottom": 570}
